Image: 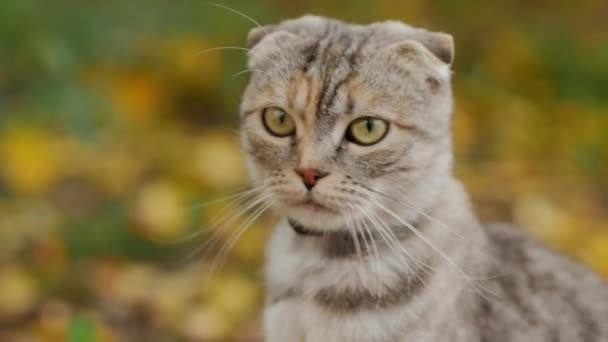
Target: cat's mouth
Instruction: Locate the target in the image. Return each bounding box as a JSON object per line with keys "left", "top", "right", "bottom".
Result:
{"left": 283, "top": 195, "right": 336, "bottom": 213}
{"left": 298, "top": 199, "right": 333, "bottom": 212}
{"left": 280, "top": 194, "right": 346, "bottom": 231}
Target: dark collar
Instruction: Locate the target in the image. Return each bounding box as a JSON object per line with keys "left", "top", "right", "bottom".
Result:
{"left": 288, "top": 215, "right": 425, "bottom": 238}
{"left": 288, "top": 218, "right": 326, "bottom": 236}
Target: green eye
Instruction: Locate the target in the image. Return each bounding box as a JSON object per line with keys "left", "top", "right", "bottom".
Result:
{"left": 262, "top": 107, "right": 296, "bottom": 137}
{"left": 345, "top": 117, "right": 389, "bottom": 146}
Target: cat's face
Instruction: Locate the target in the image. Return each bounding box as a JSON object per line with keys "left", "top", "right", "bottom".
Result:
{"left": 240, "top": 16, "right": 455, "bottom": 231}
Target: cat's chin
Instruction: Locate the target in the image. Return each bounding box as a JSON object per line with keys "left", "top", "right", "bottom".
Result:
{"left": 283, "top": 203, "right": 346, "bottom": 231}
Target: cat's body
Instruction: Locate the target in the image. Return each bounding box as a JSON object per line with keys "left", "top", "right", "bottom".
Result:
{"left": 239, "top": 16, "right": 608, "bottom": 342}
{"left": 264, "top": 178, "right": 608, "bottom": 342}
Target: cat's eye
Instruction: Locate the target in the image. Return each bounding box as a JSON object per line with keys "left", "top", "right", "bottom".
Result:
{"left": 262, "top": 107, "right": 296, "bottom": 137}
{"left": 345, "top": 117, "right": 389, "bottom": 146}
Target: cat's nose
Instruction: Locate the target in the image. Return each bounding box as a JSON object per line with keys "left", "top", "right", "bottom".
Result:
{"left": 295, "top": 168, "right": 329, "bottom": 190}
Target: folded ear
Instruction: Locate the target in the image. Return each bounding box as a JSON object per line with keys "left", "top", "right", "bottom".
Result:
{"left": 386, "top": 34, "right": 454, "bottom": 68}
{"left": 416, "top": 31, "right": 454, "bottom": 65}
{"left": 246, "top": 25, "right": 276, "bottom": 49}
{"left": 375, "top": 22, "right": 454, "bottom": 65}
{"left": 383, "top": 39, "right": 453, "bottom": 80}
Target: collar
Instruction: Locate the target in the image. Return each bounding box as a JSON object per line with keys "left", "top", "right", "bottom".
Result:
{"left": 287, "top": 214, "right": 425, "bottom": 238}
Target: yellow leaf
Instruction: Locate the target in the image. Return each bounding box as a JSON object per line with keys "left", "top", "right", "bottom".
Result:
{"left": 0, "top": 128, "right": 61, "bottom": 194}
{"left": 180, "top": 307, "right": 233, "bottom": 340}
{"left": 207, "top": 273, "right": 260, "bottom": 321}
{"left": 193, "top": 132, "right": 247, "bottom": 189}
{"left": 112, "top": 72, "right": 165, "bottom": 125}
{"left": 133, "top": 181, "right": 186, "bottom": 241}
{"left": 233, "top": 222, "right": 271, "bottom": 263}
{"left": 0, "top": 264, "right": 38, "bottom": 319}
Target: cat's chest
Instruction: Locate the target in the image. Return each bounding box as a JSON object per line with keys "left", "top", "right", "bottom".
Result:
{"left": 263, "top": 224, "right": 449, "bottom": 342}
{"left": 264, "top": 298, "right": 436, "bottom": 342}
{"left": 265, "top": 222, "right": 418, "bottom": 295}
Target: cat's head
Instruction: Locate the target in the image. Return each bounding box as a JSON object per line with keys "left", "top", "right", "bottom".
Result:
{"left": 240, "top": 16, "right": 455, "bottom": 231}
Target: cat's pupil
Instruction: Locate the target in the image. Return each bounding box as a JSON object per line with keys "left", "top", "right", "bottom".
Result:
{"left": 365, "top": 119, "right": 374, "bottom": 132}
{"left": 279, "top": 112, "right": 286, "bottom": 124}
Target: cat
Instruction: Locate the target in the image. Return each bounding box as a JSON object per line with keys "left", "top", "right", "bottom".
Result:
{"left": 238, "top": 15, "right": 608, "bottom": 342}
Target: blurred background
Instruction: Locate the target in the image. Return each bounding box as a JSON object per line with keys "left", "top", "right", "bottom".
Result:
{"left": 0, "top": 0, "right": 607, "bottom": 341}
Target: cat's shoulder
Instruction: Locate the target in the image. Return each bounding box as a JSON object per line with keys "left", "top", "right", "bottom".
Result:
{"left": 483, "top": 223, "right": 608, "bottom": 313}
{"left": 484, "top": 222, "right": 605, "bottom": 285}
{"left": 471, "top": 223, "right": 608, "bottom": 340}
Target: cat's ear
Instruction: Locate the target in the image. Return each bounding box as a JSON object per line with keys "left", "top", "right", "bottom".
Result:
{"left": 246, "top": 25, "right": 276, "bottom": 49}
{"left": 416, "top": 31, "right": 454, "bottom": 65}
{"left": 386, "top": 35, "right": 454, "bottom": 70}
{"left": 388, "top": 31, "right": 454, "bottom": 65}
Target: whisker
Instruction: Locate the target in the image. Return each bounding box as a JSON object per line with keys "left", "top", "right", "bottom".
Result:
{"left": 205, "top": 199, "right": 274, "bottom": 280}
{"left": 195, "top": 191, "right": 272, "bottom": 251}
{"left": 207, "top": 2, "right": 292, "bottom": 84}
{"left": 360, "top": 206, "right": 415, "bottom": 270}
{"left": 361, "top": 184, "right": 466, "bottom": 242}
{"left": 208, "top": 3, "right": 267, "bottom": 33}
{"left": 369, "top": 200, "right": 499, "bottom": 298}
{"left": 231, "top": 68, "right": 270, "bottom": 79}
{"left": 175, "top": 190, "right": 263, "bottom": 245}
{"left": 365, "top": 205, "right": 434, "bottom": 273}
{"left": 197, "top": 46, "right": 250, "bottom": 56}
{"left": 151, "top": 184, "right": 267, "bottom": 246}
{"left": 361, "top": 206, "right": 435, "bottom": 297}
{"left": 357, "top": 213, "right": 379, "bottom": 292}
{"left": 372, "top": 201, "right": 466, "bottom": 275}
{"left": 187, "top": 183, "right": 266, "bottom": 211}
{"left": 171, "top": 192, "right": 273, "bottom": 268}
{"left": 345, "top": 204, "right": 375, "bottom": 291}
{"left": 321, "top": 201, "right": 368, "bottom": 287}
{"left": 343, "top": 205, "right": 363, "bottom": 264}
{"left": 351, "top": 204, "right": 385, "bottom": 300}
{"left": 360, "top": 185, "right": 500, "bottom": 298}
{"left": 357, "top": 205, "right": 421, "bottom": 300}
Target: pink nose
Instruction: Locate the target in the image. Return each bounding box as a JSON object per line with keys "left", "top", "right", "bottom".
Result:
{"left": 295, "top": 168, "right": 328, "bottom": 190}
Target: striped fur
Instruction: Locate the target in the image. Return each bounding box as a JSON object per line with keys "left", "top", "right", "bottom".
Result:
{"left": 239, "top": 16, "right": 608, "bottom": 342}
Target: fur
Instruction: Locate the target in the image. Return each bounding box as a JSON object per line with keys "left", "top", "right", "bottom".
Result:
{"left": 239, "top": 16, "right": 608, "bottom": 342}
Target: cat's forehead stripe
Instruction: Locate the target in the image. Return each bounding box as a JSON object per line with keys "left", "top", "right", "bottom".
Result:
{"left": 301, "top": 29, "right": 370, "bottom": 140}
{"left": 315, "top": 33, "right": 358, "bottom": 117}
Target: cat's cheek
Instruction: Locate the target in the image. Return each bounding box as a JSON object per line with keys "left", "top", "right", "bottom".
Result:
{"left": 243, "top": 132, "right": 296, "bottom": 171}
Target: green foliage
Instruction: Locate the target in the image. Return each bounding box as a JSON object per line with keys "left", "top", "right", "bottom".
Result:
{"left": 67, "top": 316, "right": 97, "bottom": 342}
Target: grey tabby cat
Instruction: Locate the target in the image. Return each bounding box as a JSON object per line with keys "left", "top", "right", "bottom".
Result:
{"left": 238, "top": 15, "right": 608, "bottom": 342}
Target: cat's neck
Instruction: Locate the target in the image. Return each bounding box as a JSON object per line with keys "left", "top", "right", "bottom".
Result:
{"left": 267, "top": 176, "right": 490, "bottom": 330}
